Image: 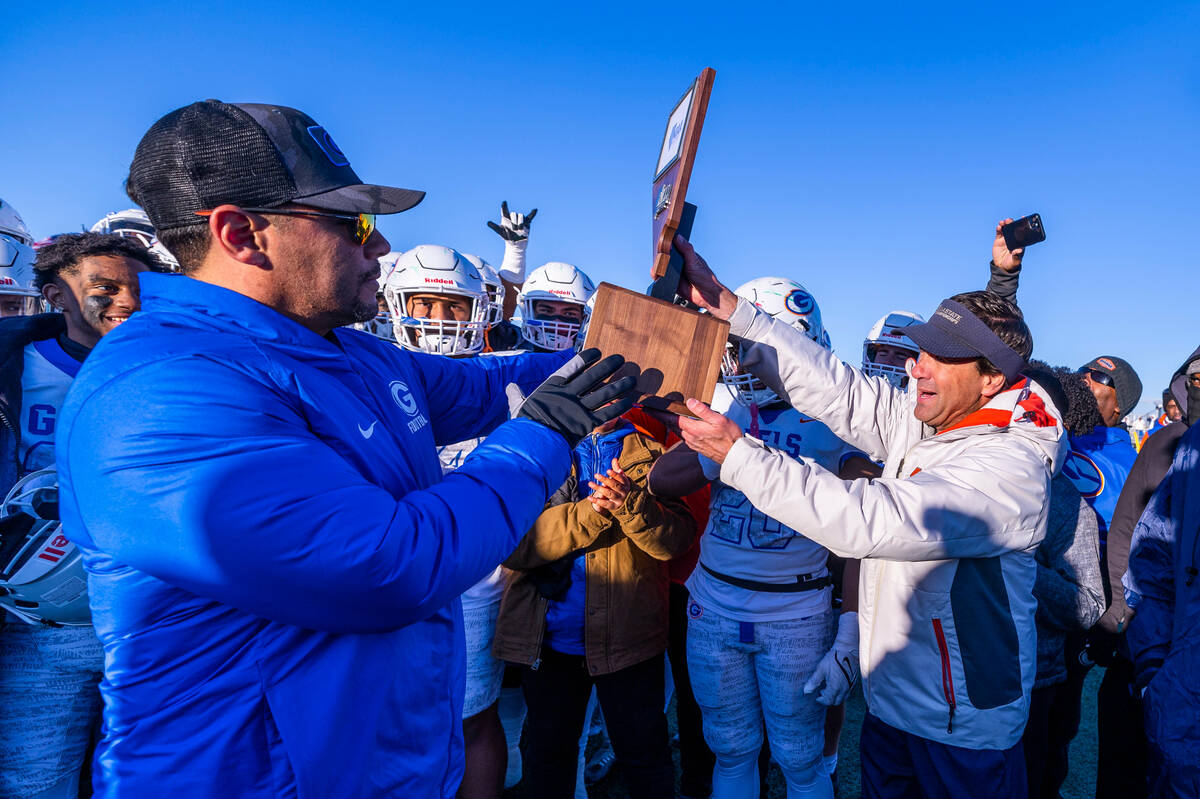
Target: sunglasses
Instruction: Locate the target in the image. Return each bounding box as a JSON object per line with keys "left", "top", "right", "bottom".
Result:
{"left": 195, "top": 208, "right": 377, "bottom": 246}
{"left": 1083, "top": 369, "right": 1115, "bottom": 388}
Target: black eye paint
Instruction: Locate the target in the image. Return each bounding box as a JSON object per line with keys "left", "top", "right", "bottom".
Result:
{"left": 83, "top": 294, "right": 114, "bottom": 329}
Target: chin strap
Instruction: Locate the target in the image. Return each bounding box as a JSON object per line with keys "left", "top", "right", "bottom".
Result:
{"left": 749, "top": 402, "right": 760, "bottom": 438}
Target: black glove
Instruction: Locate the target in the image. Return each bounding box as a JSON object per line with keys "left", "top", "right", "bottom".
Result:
{"left": 1084, "top": 626, "right": 1121, "bottom": 668}
{"left": 507, "top": 348, "right": 638, "bottom": 448}
{"left": 487, "top": 201, "right": 537, "bottom": 242}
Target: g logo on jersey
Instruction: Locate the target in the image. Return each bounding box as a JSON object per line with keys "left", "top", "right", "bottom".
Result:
{"left": 785, "top": 289, "right": 815, "bottom": 316}
{"left": 389, "top": 381, "right": 419, "bottom": 416}
{"left": 1062, "top": 451, "right": 1104, "bottom": 498}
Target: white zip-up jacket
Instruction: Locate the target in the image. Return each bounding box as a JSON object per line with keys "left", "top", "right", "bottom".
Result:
{"left": 720, "top": 299, "right": 1066, "bottom": 750}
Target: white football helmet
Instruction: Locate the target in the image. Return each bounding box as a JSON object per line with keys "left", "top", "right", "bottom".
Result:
{"left": 91, "top": 208, "right": 180, "bottom": 271}
{"left": 518, "top": 262, "right": 595, "bottom": 351}
{"left": 91, "top": 208, "right": 157, "bottom": 248}
{"left": 0, "top": 469, "right": 91, "bottom": 626}
{"left": 384, "top": 245, "right": 489, "bottom": 356}
{"left": 0, "top": 237, "right": 41, "bottom": 316}
{"left": 0, "top": 198, "right": 33, "bottom": 246}
{"left": 463, "top": 254, "right": 505, "bottom": 327}
{"left": 862, "top": 310, "right": 924, "bottom": 387}
{"left": 721, "top": 277, "right": 828, "bottom": 407}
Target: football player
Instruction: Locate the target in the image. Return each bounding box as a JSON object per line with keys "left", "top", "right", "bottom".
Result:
{"left": 650, "top": 277, "right": 868, "bottom": 799}
{"left": 0, "top": 232, "right": 156, "bottom": 798}
{"left": 0, "top": 236, "right": 41, "bottom": 317}
{"left": 862, "top": 310, "right": 923, "bottom": 389}
{"left": 517, "top": 262, "right": 595, "bottom": 352}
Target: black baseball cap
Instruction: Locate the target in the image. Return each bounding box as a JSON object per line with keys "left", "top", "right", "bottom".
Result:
{"left": 127, "top": 100, "right": 425, "bottom": 232}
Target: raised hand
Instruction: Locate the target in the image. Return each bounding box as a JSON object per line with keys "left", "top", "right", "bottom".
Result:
{"left": 506, "top": 349, "right": 638, "bottom": 448}
{"left": 993, "top": 218, "right": 1024, "bottom": 273}
{"left": 487, "top": 201, "right": 537, "bottom": 242}
{"left": 673, "top": 235, "right": 739, "bottom": 321}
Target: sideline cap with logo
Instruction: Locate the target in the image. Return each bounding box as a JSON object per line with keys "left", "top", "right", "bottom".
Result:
{"left": 1081, "top": 355, "right": 1142, "bottom": 418}
{"left": 905, "top": 298, "right": 1027, "bottom": 383}
{"left": 127, "top": 100, "right": 425, "bottom": 232}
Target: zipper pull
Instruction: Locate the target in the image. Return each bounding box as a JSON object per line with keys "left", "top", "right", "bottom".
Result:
{"left": 947, "top": 706, "right": 955, "bottom": 734}
{"left": 531, "top": 657, "right": 541, "bottom": 671}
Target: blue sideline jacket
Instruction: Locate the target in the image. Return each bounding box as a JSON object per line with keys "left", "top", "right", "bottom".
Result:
{"left": 55, "top": 273, "right": 571, "bottom": 798}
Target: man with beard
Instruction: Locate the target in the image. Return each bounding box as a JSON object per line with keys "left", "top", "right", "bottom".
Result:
{"left": 53, "top": 101, "right": 635, "bottom": 799}
{"left": 0, "top": 232, "right": 155, "bottom": 798}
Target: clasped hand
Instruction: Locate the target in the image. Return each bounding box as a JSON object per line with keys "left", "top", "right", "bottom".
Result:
{"left": 588, "top": 458, "right": 633, "bottom": 514}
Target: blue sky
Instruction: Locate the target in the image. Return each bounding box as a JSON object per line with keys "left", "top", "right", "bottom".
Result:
{"left": 3, "top": 1, "right": 1197, "bottom": 414}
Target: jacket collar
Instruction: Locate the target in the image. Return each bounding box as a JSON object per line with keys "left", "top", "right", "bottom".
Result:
{"left": 137, "top": 272, "right": 346, "bottom": 352}
{"left": 933, "top": 377, "right": 1067, "bottom": 473}
{"left": 938, "top": 378, "right": 1059, "bottom": 436}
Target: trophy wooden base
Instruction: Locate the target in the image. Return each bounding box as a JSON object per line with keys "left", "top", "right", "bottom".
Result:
{"left": 583, "top": 282, "right": 729, "bottom": 417}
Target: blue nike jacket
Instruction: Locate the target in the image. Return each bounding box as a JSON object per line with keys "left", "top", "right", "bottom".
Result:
{"left": 55, "top": 273, "right": 571, "bottom": 798}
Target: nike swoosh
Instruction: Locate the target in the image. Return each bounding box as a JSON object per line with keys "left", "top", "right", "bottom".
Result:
{"left": 358, "top": 421, "right": 377, "bottom": 439}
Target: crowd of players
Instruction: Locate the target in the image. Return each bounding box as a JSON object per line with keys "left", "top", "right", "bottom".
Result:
{"left": 0, "top": 185, "right": 1196, "bottom": 799}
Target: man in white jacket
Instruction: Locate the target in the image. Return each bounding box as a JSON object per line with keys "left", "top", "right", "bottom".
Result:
{"left": 671, "top": 237, "right": 1065, "bottom": 799}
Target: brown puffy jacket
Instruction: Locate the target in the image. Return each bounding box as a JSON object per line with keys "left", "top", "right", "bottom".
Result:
{"left": 492, "top": 430, "right": 696, "bottom": 676}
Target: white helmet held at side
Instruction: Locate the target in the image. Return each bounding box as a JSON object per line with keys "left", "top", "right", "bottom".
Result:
{"left": 721, "top": 277, "right": 828, "bottom": 407}
{"left": 0, "top": 198, "right": 33, "bottom": 246}
{"left": 0, "top": 237, "right": 41, "bottom": 317}
{"left": 462, "top": 253, "right": 505, "bottom": 327}
{"left": 0, "top": 469, "right": 91, "bottom": 626}
{"left": 862, "top": 310, "right": 924, "bottom": 387}
{"left": 518, "top": 262, "right": 595, "bottom": 351}
{"left": 384, "top": 245, "right": 489, "bottom": 356}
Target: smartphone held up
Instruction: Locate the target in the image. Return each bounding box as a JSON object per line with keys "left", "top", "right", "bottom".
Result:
{"left": 1001, "top": 213, "right": 1046, "bottom": 251}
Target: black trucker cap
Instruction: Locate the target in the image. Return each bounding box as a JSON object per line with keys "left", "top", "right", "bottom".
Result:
{"left": 127, "top": 100, "right": 425, "bottom": 232}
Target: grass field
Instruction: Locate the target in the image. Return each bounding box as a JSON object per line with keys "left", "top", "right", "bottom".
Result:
{"left": 503, "top": 668, "right": 1105, "bottom": 798}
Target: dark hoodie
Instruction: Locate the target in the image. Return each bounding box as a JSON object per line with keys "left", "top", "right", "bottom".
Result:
{"left": 1098, "top": 344, "right": 1200, "bottom": 633}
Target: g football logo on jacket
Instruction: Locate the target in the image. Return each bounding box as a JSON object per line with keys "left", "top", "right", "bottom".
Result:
{"left": 390, "top": 380, "right": 429, "bottom": 433}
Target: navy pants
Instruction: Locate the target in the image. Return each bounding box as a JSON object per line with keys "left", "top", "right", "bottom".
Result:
{"left": 860, "top": 712, "right": 1027, "bottom": 799}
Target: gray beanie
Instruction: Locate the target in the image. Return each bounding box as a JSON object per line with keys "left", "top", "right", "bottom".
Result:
{"left": 1082, "top": 356, "right": 1143, "bottom": 418}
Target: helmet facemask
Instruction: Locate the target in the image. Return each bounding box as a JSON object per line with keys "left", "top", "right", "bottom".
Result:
{"left": 386, "top": 288, "right": 488, "bottom": 356}
{"left": 521, "top": 307, "right": 586, "bottom": 351}
{"left": 720, "top": 341, "right": 783, "bottom": 407}
{"left": 862, "top": 343, "right": 918, "bottom": 388}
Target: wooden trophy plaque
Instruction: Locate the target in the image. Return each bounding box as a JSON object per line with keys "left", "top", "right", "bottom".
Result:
{"left": 583, "top": 68, "right": 726, "bottom": 417}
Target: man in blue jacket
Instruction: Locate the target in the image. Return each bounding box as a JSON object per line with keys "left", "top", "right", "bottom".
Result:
{"left": 56, "top": 100, "right": 636, "bottom": 798}
{"left": 1124, "top": 419, "right": 1200, "bottom": 798}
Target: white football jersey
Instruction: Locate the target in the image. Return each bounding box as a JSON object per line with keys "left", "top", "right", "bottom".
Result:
{"left": 18, "top": 341, "right": 80, "bottom": 472}
{"left": 688, "top": 401, "right": 863, "bottom": 622}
